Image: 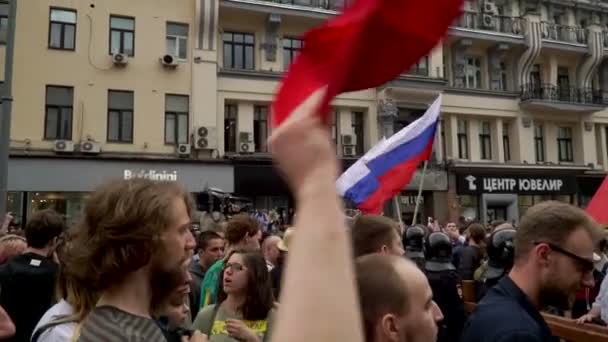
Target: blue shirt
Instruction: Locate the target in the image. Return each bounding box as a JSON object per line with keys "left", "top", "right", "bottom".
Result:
{"left": 460, "top": 276, "right": 559, "bottom": 342}
{"left": 593, "top": 272, "right": 608, "bottom": 322}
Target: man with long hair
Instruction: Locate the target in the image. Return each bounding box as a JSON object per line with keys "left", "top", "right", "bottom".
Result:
{"left": 63, "top": 178, "right": 205, "bottom": 341}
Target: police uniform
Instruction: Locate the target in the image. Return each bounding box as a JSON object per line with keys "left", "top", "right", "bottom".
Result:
{"left": 403, "top": 225, "right": 426, "bottom": 271}
{"left": 424, "top": 232, "right": 466, "bottom": 342}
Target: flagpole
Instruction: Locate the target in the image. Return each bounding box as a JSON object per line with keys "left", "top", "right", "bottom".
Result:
{"left": 393, "top": 196, "right": 403, "bottom": 225}
{"left": 411, "top": 160, "right": 428, "bottom": 226}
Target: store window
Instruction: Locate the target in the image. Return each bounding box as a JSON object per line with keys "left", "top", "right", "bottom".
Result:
{"left": 557, "top": 126, "right": 573, "bottom": 162}
{"left": 224, "top": 104, "right": 238, "bottom": 153}
{"left": 6, "top": 192, "right": 23, "bottom": 228}
{"left": 164, "top": 94, "right": 189, "bottom": 145}
{"left": 254, "top": 105, "right": 269, "bottom": 153}
{"left": 459, "top": 195, "right": 479, "bottom": 221}
{"left": 28, "top": 192, "right": 88, "bottom": 228}
{"left": 503, "top": 123, "right": 511, "bottom": 161}
{"left": 534, "top": 124, "right": 545, "bottom": 162}
{"left": 479, "top": 121, "right": 492, "bottom": 160}
{"left": 457, "top": 119, "right": 469, "bottom": 159}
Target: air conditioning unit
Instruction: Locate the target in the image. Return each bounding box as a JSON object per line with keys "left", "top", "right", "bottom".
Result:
{"left": 482, "top": 14, "right": 495, "bottom": 28}
{"left": 53, "top": 140, "right": 74, "bottom": 153}
{"left": 81, "top": 141, "right": 101, "bottom": 154}
{"left": 160, "top": 54, "right": 179, "bottom": 68}
{"left": 194, "top": 126, "right": 218, "bottom": 150}
{"left": 342, "top": 145, "right": 356, "bottom": 157}
{"left": 238, "top": 132, "right": 254, "bottom": 154}
{"left": 177, "top": 143, "right": 191, "bottom": 156}
{"left": 341, "top": 134, "right": 356, "bottom": 146}
{"left": 483, "top": 0, "right": 498, "bottom": 15}
{"left": 112, "top": 53, "right": 128, "bottom": 65}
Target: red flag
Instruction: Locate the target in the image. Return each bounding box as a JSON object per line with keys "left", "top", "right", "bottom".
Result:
{"left": 587, "top": 176, "right": 608, "bottom": 225}
{"left": 272, "top": 0, "right": 464, "bottom": 127}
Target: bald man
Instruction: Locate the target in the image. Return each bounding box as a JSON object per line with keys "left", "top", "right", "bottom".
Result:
{"left": 263, "top": 235, "right": 282, "bottom": 271}
{"left": 356, "top": 254, "right": 444, "bottom": 342}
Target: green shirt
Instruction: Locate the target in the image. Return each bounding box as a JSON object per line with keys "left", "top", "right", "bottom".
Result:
{"left": 192, "top": 304, "right": 274, "bottom": 342}
{"left": 199, "top": 260, "right": 224, "bottom": 309}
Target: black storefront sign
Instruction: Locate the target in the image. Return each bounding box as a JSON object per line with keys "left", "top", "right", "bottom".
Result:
{"left": 456, "top": 173, "right": 578, "bottom": 195}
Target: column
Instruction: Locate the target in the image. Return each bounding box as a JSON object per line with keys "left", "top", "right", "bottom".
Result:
{"left": 516, "top": 14, "right": 542, "bottom": 89}
{"left": 513, "top": 115, "right": 535, "bottom": 163}
{"left": 545, "top": 122, "right": 558, "bottom": 163}
{"left": 548, "top": 54, "right": 558, "bottom": 87}
{"left": 599, "top": 125, "right": 608, "bottom": 170}
{"left": 578, "top": 117, "right": 597, "bottom": 166}
{"left": 493, "top": 118, "right": 504, "bottom": 163}
{"left": 469, "top": 120, "right": 481, "bottom": 162}
{"left": 449, "top": 115, "right": 459, "bottom": 160}
{"left": 577, "top": 24, "right": 605, "bottom": 91}
{"left": 435, "top": 119, "right": 444, "bottom": 163}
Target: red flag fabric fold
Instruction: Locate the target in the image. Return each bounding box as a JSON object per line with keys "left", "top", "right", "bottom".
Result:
{"left": 272, "top": 0, "right": 464, "bottom": 127}
{"left": 586, "top": 176, "right": 608, "bottom": 226}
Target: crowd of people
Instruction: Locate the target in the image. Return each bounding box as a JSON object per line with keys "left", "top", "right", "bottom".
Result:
{"left": 0, "top": 92, "right": 605, "bottom": 341}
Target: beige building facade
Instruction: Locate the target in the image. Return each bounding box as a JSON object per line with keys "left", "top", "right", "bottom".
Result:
{"left": 3, "top": 0, "right": 608, "bottom": 225}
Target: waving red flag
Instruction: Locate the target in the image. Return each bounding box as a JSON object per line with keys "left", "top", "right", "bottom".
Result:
{"left": 587, "top": 176, "right": 608, "bottom": 226}
{"left": 272, "top": 0, "right": 464, "bottom": 127}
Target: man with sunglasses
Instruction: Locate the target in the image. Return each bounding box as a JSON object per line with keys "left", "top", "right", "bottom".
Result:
{"left": 461, "top": 201, "right": 601, "bottom": 342}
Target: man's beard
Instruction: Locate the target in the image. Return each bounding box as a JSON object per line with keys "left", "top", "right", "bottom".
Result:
{"left": 538, "top": 277, "right": 575, "bottom": 310}
{"left": 149, "top": 256, "right": 189, "bottom": 313}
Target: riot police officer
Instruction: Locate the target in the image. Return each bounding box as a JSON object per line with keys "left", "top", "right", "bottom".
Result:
{"left": 403, "top": 225, "right": 426, "bottom": 270}
{"left": 478, "top": 228, "right": 516, "bottom": 298}
{"left": 424, "top": 232, "right": 465, "bottom": 342}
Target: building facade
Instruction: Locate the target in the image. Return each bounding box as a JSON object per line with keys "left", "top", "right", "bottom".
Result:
{"left": 3, "top": 0, "right": 608, "bottom": 225}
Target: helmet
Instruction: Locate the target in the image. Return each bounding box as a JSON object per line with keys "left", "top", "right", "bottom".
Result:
{"left": 404, "top": 225, "right": 426, "bottom": 252}
{"left": 487, "top": 229, "right": 516, "bottom": 270}
{"left": 425, "top": 232, "right": 452, "bottom": 261}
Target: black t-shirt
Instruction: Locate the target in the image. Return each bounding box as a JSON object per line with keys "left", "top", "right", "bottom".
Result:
{"left": 78, "top": 306, "right": 166, "bottom": 342}
{"left": 0, "top": 252, "right": 58, "bottom": 342}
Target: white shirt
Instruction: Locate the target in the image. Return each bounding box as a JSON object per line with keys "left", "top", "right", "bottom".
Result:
{"left": 593, "top": 274, "right": 608, "bottom": 323}
{"left": 32, "top": 299, "right": 77, "bottom": 342}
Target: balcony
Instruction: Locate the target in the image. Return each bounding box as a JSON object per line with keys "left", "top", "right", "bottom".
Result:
{"left": 270, "top": 0, "right": 344, "bottom": 10}
{"left": 453, "top": 13, "right": 524, "bottom": 35}
{"left": 520, "top": 83, "right": 607, "bottom": 113}
{"left": 540, "top": 22, "right": 587, "bottom": 44}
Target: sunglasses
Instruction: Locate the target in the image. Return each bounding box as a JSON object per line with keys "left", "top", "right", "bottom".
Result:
{"left": 223, "top": 262, "right": 246, "bottom": 272}
{"left": 533, "top": 241, "right": 594, "bottom": 273}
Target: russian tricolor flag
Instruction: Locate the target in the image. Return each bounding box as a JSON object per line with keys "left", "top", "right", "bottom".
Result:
{"left": 337, "top": 95, "right": 442, "bottom": 214}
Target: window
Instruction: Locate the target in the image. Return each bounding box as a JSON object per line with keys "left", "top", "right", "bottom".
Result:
{"left": 407, "top": 56, "right": 429, "bottom": 76}
{"left": 107, "top": 90, "right": 134, "bottom": 143}
{"left": 479, "top": 121, "right": 492, "bottom": 160}
{"left": 165, "top": 95, "right": 189, "bottom": 145}
{"left": 44, "top": 86, "right": 73, "bottom": 140}
{"left": 534, "top": 124, "right": 545, "bottom": 162}
{"left": 557, "top": 67, "right": 570, "bottom": 101}
{"left": 48, "top": 8, "right": 76, "bottom": 50}
{"left": 331, "top": 110, "right": 339, "bottom": 146}
{"left": 465, "top": 57, "right": 482, "bottom": 89}
{"left": 500, "top": 62, "right": 508, "bottom": 91}
{"left": 557, "top": 127, "right": 573, "bottom": 162}
{"left": 254, "top": 105, "right": 269, "bottom": 153}
{"left": 283, "top": 37, "right": 302, "bottom": 70}
{"left": 503, "top": 123, "right": 510, "bottom": 161}
{"left": 166, "top": 23, "right": 188, "bottom": 60}
{"left": 457, "top": 119, "right": 468, "bottom": 159}
{"left": 0, "top": 15, "right": 8, "bottom": 44}
{"left": 352, "top": 112, "right": 364, "bottom": 155}
{"left": 223, "top": 32, "right": 254, "bottom": 70}
{"left": 109, "top": 16, "right": 135, "bottom": 56}
{"left": 224, "top": 104, "right": 238, "bottom": 153}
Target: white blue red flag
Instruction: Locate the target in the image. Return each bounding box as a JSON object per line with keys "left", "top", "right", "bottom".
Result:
{"left": 337, "top": 95, "right": 442, "bottom": 214}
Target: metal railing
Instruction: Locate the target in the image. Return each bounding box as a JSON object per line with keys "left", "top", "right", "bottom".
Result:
{"left": 453, "top": 13, "right": 524, "bottom": 35}
{"left": 540, "top": 22, "right": 587, "bottom": 44}
{"left": 520, "top": 83, "right": 608, "bottom": 105}
{"left": 268, "top": 0, "right": 345, "bottom": 10}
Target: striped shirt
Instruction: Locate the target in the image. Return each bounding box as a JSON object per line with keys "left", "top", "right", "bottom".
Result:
{"left": 77, "top": 306, "right": 165, "bottom": 342}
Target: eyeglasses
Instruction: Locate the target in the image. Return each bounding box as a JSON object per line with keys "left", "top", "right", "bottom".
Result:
{"left": 533, "top": 241, "right": 594, "bottom": 273}
{"left": 223, "top": 262, "right": 246, "bottom": 272}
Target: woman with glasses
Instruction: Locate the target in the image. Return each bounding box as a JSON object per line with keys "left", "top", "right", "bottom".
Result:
{"left": 192, "top": 249, "right": 275, "bottom": 341}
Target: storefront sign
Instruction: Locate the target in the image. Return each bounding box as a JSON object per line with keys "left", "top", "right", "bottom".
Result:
{"left": 457, "top": 173, "right": 577, "bottom": 194}
{"left": 123, "top": 169, "right": 178, "bottom": 181}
